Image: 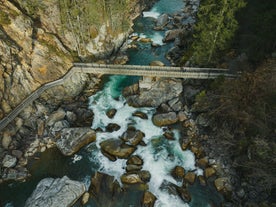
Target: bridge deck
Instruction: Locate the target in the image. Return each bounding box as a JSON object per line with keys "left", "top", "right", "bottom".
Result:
{"left": 0, "top": 64, "right": 236, "bottom": 132}
{"left": 73, "top": 63, "right": 235, "bottom": 79}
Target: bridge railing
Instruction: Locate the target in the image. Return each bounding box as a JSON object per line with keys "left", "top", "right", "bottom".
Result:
{"left": 0, "top": 63, "right": 236, "bottom": 132}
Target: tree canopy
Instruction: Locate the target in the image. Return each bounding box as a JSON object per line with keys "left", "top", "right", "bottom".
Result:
{"left": 190, "top": 0, "right": 246, "bottom": 66}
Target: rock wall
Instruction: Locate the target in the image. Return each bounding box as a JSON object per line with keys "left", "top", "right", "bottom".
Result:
{"left": 0, "top": 0, "right": 155, "bottom": 119}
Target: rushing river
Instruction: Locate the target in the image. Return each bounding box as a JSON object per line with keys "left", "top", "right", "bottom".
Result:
{"left": 1, "top": 0, "right": 223, "bottom": 206}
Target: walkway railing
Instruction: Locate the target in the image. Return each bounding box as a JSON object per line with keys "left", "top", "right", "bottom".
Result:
{"left": 0, "top": 63, "right": 236, "bottom": 132}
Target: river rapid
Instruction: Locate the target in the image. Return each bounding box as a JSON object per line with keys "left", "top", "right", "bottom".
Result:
{"left": 1, "top": 0, "right": 223, "bottom": 206}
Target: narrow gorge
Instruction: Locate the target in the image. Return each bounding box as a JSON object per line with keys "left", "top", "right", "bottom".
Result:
{"left": 1, "top": 0, "right": 275, "bottom": 207}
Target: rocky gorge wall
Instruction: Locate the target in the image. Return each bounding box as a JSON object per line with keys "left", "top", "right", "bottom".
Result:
{"left": 0, "top": 0, "right": 156, "bottom": 183}
{"left": 0, "top": 0, "right": 155, "bottom": 119}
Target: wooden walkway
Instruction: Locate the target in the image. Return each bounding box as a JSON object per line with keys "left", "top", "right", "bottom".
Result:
{"left": 0, "top": 63, "right": 235, "bottom": 132}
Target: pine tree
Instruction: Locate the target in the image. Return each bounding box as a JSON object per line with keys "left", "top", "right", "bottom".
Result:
{"left": 191, "top": 0, "right": 246, "bottom": 66}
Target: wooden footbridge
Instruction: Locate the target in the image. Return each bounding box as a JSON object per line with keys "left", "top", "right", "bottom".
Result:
{"left": 0, "top": 63, "right": 236, "bottom": 132}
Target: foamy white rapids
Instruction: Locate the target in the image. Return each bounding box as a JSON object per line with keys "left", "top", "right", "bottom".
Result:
{"left": 86, "top": 75, "right": 198, "bottom": 206}
{"left": 143, "top": 7, "right": 160, "bottom": 19}
{"left": 139, "top": 32, "right": 164, "bottom": 45}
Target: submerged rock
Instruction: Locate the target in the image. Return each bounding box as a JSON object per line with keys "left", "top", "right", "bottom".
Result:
{"left": 160, "top": 180, "right": 191, "bottom": 203}
{"left": 24, "top": 176, "right": 85, "bottom": 207}
{"left": 184, "top": 171, "right": 196, "bottom": 184}
{"left": 89, "top": 172, "right": 122, "bottom": 205}
{"left": 56, "top": 127, "right": 96, "bottom": 156}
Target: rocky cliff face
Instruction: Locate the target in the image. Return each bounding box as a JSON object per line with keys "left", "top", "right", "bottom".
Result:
{"left": 0, "top": 0, "right": 155, "bottom": 119}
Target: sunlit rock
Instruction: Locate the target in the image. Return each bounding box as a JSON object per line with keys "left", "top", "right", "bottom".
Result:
{"left": 56, "top": 127, "right": 96, "bottom": 156}
{"left": 24, "top": 176, "right": 85, "bottom": 207}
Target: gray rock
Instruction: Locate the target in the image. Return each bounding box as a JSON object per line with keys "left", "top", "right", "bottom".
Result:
{"left": 178, "top": 111, "right": 188, "bottom": 122}
{"left": 1, "top": 132, "right": 12, "bottom": 149}
{"left": 155, "top": 14, "right": 169, "bottom": 30}
{"left": 2, "top": 168, "right": 29, "bottom": 181}
{"left": 66, "top": 111, "right": 77, "bottom": 123}
{"left": 122, "top": 83, "right": 139, "bottom": 97}
{"left": 2, "top": 155, "right": 17, "bottom": 168}
{"left": 51, "top": 120, "right": 70, "bottom": 132}
{"left": 196, "top": 113, "right": 210, "bottom": 127}
{"left": 125, "top": 78, "right": 183, "bottom": 108}
{"left": 168, "top": 98, "right": 183, "bottom": 112}
{"left": 56, "top": 127, "right": 96, "bottom": 156}
{"left": 11, "top": 150, "right": 23, "bottom": 159}
{"left": 152, "top": 112, "right": 178, "bottom": 127}
{"left": 46, "top": 108, "right": 66, "bottom": 127}
{"left": 24, "top": 176, "right": 85, "bottom": 207}
{"left": 236, "top": 188, "right": 245, "bottom": 198}
{"left": 163, "top": 29, "right": 182, "bottom": 42}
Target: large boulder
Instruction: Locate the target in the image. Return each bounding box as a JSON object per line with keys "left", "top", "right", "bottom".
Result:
{"left": 163, "top": 29, "right": 182, "bottom": 42}
{"left": 24, "top": 176, "right": 85, "bottom": 207}
{"left": 154, "top": 13, "right": 169, "bottom": 30}
{"left": 56, "top": 127, "right": 96, "bottom": 156}
{"left": 89, "top": 172, "right": 122, "bottom": 206}
{"left": 100, "top": 138, "right": 136, "bottom": 160}
{"left": 124, "top": 78, "right": 183, "bottom": 108}
{"left": 127, "top": 155, "right": 143, "bottom": 166}
{"left": 121, "top": 127, "right": 145, "bottom": 146}
{"left": 46, "top": 108, "right": 66, "bottom": 127}
{"left": 152, "top": 112, "right": 178, "bottom": 127}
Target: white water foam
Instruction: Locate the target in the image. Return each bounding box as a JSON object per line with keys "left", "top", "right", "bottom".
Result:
{"left": 86, "top": 75, "right": 198, "bottom": 206}
{"left": 143, "top": 8, "right": 160, "bottom": 19}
